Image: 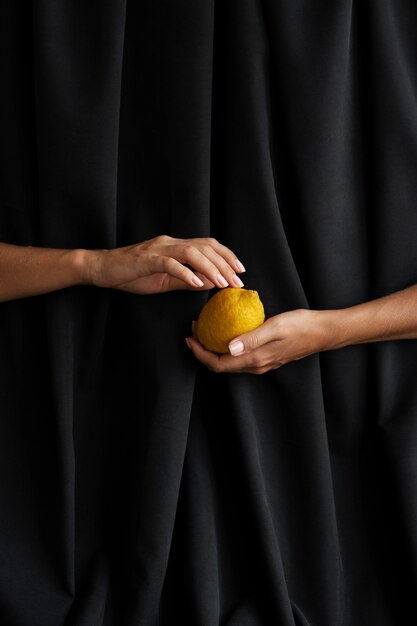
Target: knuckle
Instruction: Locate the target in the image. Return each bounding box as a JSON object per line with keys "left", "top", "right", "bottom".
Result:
{"left": 245, "top": 356, "right": 258, "bottom": 369}
{"left": 249, "top": 354, "right": 267, "bottom": 369}
{"left": 156, "top": 234, "right": 170, "bottom": 243}
{"left": 248, "top": 334, "right": 260, "bottom": 350}
{"left": 147, "top": 252, "right": 158, "bottom": 263}
{"left": 164, "top": 256, "right": 178, "bottom": 270}
{"left": 133, "top": 248, "right": 145, "bottom": 260}
{"left": 184, "top": 244, "right": 197, "bottom": 257}
{"left": 134, "top": 241, "right": 150, "bottom": 253}
{"left": 211, "top": 361, "right": 223, "bottom": 374}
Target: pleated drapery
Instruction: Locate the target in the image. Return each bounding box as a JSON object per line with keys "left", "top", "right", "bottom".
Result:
{"left": 2, "top": 1, "right": 417, "bottom": 624}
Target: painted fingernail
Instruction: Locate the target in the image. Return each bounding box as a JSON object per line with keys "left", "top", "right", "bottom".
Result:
{"left": 192, "top": 275, "right": 204, "bottom": 287}
{"left": 229, "top": 340, "right": 244, "bottom": 356}
{"left": 232, "top": 275, "right": 244, "bottom": 288}
{"left": 235, "top": 260, "right": 246, "bottom": 273}
{"left": 217, "top": 274, "right": 228, "bottom": 288}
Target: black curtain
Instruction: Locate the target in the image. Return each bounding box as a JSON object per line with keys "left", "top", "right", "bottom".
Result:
{"left": 2, "top": 1, "right": 417, "bottom": 624}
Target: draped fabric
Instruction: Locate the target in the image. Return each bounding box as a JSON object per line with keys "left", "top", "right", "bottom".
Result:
{"left": 2, "top": 1, "right": 417, "bottom": 624}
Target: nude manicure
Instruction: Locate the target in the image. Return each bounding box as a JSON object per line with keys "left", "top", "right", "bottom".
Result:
{"left": 229, "top": 340, "right": 244, "bottom": 356}
{"left": 192, "top": 275, "right": 204, "bottom": 287}
{"left": 232, "top": 275, "right": 244, "bottom": 288}
{"left": 217, "top": 274, "right": 228, "bottom": 287}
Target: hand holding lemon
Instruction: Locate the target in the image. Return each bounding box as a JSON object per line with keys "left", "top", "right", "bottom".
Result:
{"left": 187, "top": 287, "right": 330, "bottom": 374}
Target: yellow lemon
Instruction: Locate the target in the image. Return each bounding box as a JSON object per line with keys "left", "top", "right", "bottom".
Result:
{"left": 196, "top": 287, "right": 265, "bottom": 353}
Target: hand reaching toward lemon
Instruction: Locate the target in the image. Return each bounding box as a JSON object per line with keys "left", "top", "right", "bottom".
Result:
{"left": 0, "top": 236, "right": 245, "bottom": 303}
{"left": 85, "top": 235, "right": 245, "bottom": 295}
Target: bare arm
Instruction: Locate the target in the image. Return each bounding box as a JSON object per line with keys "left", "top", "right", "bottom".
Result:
{"left": 187, "top": 283, "right": 417, "bottom": 374}
{"left": 0, "top": 243, "right": 86, "bottom": 302}
{"left": 0, "top": 237, "right": 245, "bottom": 303}
{"left": 320, "top": 283, "right": 417, "bottom": 346}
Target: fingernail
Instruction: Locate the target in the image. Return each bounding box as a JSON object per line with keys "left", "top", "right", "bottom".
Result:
{"left": 217, "top": 274, "right": 228, "bottom": 288}
{"left": 229, "top": 340, "right": 244, "bottom": 356}
{"left": 185, "top": 338, "right": 191, "bottom": 349}
{"left": 236, "top": 260, "right": 246, "bottom": 273}
{"left": 232, "top": 275, "right": 244, "bottom": 288}
{"left": 192, "top": 275, "right": 204, "bottom": 287}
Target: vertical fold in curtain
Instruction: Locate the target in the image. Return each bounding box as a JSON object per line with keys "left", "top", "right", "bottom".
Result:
{"left": 31, "top": 0, "right": 128, "bottom": 615}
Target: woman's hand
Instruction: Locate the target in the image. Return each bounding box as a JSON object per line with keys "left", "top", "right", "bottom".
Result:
{"left": 84, "top": 235, "right": 246, "bottom": 295}
{"left": 186, "top": 309, "right": 332, "bottom": 374}
{"left": 0, "top": 236, "right": 245, "bottom": 302}
{"left": 187, "top": 281, "right": 417, "bottom": 374}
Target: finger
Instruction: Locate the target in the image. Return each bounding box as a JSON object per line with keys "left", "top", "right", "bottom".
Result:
{"left": 161, "top": 271, "right": 215, "bottom": 292}
{"left": 246, "top": 363, "right": 283, "bottom": 375}
{"left": 200, "top": 238, "right": 246, "bottom": 274}
{"left": 172, "top": 245, "right": 234, "bottom": 289}
{"left": 202, "top": 246, "right": 245, "bottom": 289}
{"left": 186, "top": 336, "right": 225, "bottom": 371}
{"left": 194, "top": 272, "right": 215, "bottom": 289}
{"left": 158, "top": 273, "right": 214, "bottom": 292}
{"left": 146, "top": 255, "right": 206, "bottom": 289}
{"left": 115, "top": 273, "right": 213, "bottom": 295}
{"left": 186, "top": 336, "right": 269, "bottom": 374}
{"left": 228, "top": 317, "right": 278, "bottom": 356}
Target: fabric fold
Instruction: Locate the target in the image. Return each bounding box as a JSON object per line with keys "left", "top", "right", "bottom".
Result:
{"left": 2, "top": 0, "right": 417, "bottom": 624}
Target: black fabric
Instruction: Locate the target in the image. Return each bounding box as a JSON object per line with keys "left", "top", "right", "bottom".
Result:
{"left": 2, "top": 1, "right": 417, "bottom": 624}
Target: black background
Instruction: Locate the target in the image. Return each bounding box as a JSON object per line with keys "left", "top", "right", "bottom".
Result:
{"left": 1, "top": 1, "right": 417, "bottom": 624}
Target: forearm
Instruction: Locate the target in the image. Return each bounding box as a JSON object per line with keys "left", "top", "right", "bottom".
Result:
{"left": 321, "top": 283, "right": 417, "bottom": 350}
{"left": 0, "top": 243, "right": 90, "bottom": 302}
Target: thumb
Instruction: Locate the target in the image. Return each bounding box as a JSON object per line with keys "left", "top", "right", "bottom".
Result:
{"left": 228, "top": 317, "right": 276, "bottom": 356}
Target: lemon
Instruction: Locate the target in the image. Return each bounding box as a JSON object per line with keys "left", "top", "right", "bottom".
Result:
{"left": 196, "top": 287, "right": 265, "bottom": 353}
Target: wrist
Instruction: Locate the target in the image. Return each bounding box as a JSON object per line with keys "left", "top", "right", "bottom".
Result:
{"left": 314, "top": 306, "right": 371, "bottom": 351}
{"left": 68, "top": 248, "right": 96, "bottom": 286}
{"left": 305, "top": 309, "right": 342, "bottom": 353}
